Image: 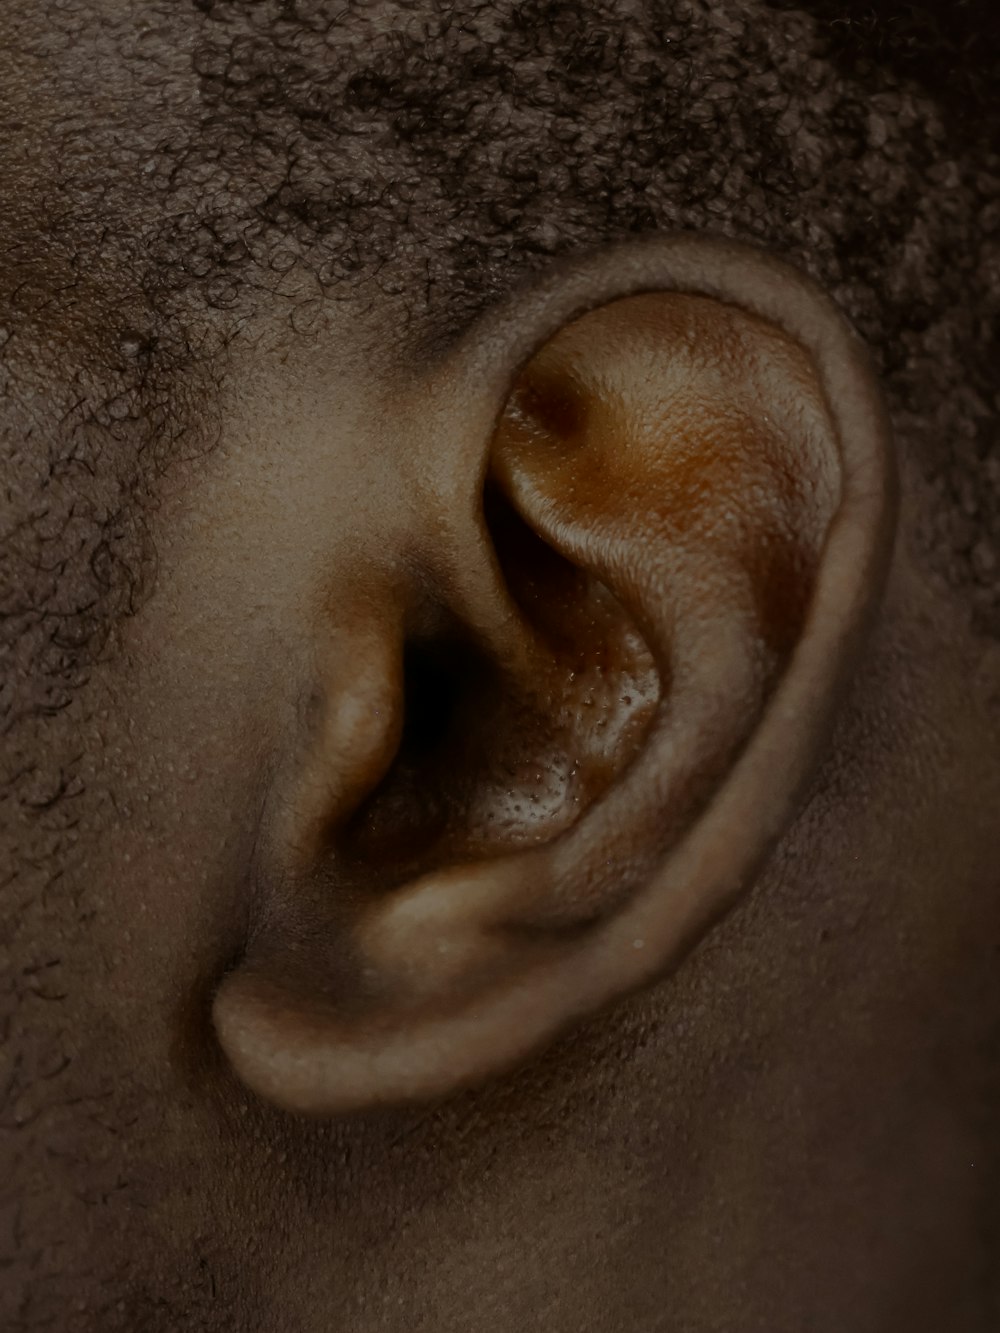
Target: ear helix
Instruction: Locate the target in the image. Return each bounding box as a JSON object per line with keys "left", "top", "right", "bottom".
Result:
{"left": 213, "top": 236, "right": 896, "bottom": 1114}
{"left": 365, "top": 290, "right": 840, "bottom": 941}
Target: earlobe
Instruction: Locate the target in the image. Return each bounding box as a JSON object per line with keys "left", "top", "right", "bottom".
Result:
{"left": 213, "top": 236, "right": 897, "bottom": 1115}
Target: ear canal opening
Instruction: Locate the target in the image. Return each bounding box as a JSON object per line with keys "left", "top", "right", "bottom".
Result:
{"left": 322, "top": 475, "right": 663, "bottom": 896}
{"left": 337, "top": 633, "right": 486, "bottom": 879}
{"left": 395, "top": 640, "right": 463, "bottom": 760}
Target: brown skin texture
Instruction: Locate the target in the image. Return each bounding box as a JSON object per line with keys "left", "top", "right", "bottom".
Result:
{"left": 2, "top": 6, "right": 999, "bottom": 1333}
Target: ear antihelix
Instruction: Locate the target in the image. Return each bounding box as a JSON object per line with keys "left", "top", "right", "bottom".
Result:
{"left": 213, "top": 237, "right": 897, "bottom": 1115}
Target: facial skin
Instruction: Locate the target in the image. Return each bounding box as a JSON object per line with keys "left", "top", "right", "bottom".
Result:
{"left": 1, "top": 2, "right": 999, "bottom": 1331}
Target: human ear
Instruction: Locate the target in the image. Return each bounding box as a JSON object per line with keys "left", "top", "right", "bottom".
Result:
{"left": 212, "top": 236, "right": 896, "bottom": 1115}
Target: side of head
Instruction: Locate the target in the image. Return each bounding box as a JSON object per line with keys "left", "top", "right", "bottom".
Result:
{"left": 1, "top": 2, "right": 998, "bottom": 1331}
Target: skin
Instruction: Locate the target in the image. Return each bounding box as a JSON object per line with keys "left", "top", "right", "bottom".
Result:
{"left": 1, "top": 2, "right": 999, "bottom": 1331}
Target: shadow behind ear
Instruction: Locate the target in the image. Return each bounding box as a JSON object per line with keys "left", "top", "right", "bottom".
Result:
{"left": 214, "top": 237, "right": 896, "bottom": 1115}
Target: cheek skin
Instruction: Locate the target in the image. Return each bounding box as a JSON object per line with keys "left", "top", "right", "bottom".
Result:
{"left": 3, "top": 343, "right": 390, "bottom": 1325}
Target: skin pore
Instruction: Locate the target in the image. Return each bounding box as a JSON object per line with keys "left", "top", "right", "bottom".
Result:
{"left": 1, "top": 2, "right": 999, "bottom": 1330}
